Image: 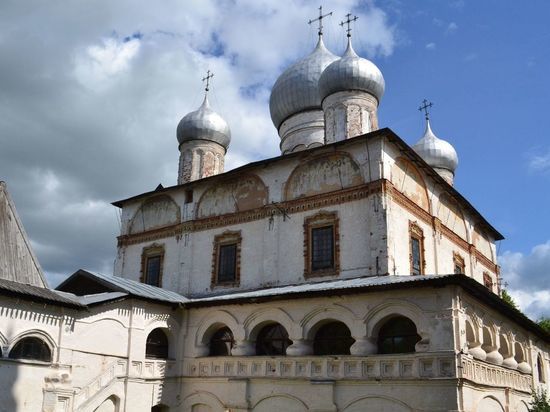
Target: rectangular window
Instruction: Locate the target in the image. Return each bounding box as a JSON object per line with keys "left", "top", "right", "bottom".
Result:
{"left": 212, "top": 231, "right": 241, "bottom": 287}
{"left": 483, "top": 272, "right": 493, "bottom": 290}
{"left": 217, "top": 243, "right": 237, "bottom": 283}
{"left": 411, "top": 237, "right": 422, "bottom": 275}
{"left": 409, "top": 221, "right": 424, "bottom": 276}
{"left": 453, "top": 252, "right": 465, "bottom": 274}
{"left": 311, "top": 226, "right": 334, "bottom": 271}
{"left": 141, "top": 245, "right": 164, "bottom": 287}
{"left": 304, "top": 211, "right": 340, "bottom": 278}
{"left": 145, "top": 256, "right": 161, "bottom": 286}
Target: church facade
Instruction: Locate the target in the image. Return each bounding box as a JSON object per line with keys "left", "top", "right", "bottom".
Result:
{"left": 0, "top": 13, "right": 549, "bottom": 412}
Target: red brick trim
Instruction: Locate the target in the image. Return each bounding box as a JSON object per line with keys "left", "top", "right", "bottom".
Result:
{"left": 140, "top": 244, "right": 165, "bottom": 286}
{"left": 303, "top": 211, "right": 340, "bottom": 278}
{"left": 211, "top": 230, "right": 242, "bottom": 288}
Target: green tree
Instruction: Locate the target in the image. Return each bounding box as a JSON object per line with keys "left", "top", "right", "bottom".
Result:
{"left": 530, "top": 388, "right": 550, "bottom": 412}
{"left": 538, "top": 317, "right": 550, "bottom": 334}
{"left": 501, "top": 289, "right": 518, "bottom": 309}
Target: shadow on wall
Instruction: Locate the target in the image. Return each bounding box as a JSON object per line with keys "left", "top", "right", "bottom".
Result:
{"left": 1, "top": 323, "right": 19, "bottom": 412}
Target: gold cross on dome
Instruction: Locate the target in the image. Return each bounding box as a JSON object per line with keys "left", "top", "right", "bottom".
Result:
{"left": 308, "top": 6, "right": 333, "bottom": 37}
{"left": 418, "top": 99, "right": 434, "bottom": 120}
{"left": 202, "top": 70, "right": 214, "bottom": 93}
{"left": 340, "top": 13, "right": 358, "bottom": 38}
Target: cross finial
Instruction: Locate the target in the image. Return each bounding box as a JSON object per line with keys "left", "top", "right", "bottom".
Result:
{"left": 308, "top": 6, "right": 333, "bottom": 37}
{"left": 202, "top": 70, "right": 214, "bottom": 94}
{"left": 418, "top": 99, "right": 434, "bottom": 121}
{"left": 340, "top": 13, "right": 358, "bottom": 38}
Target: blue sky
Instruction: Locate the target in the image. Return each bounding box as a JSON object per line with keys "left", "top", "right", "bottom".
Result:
{"left": 0, "top": 0, "right": 548, "bottom": 317}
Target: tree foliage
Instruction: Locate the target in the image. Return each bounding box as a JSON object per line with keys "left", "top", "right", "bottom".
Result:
{"left": 538, "top": 317, "right": 550, "bottom": 334}
{"left": 530, "top": 388, "right": 550, "bottom": 412}
{"left": 501, "top": 289, "right": 518, "bottom": 309}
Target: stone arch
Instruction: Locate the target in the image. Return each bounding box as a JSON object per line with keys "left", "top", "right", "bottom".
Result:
{"left": 515, "top": 400, "right": 530, "bottom": 412}
{"left": 244, "top": 307, "right": 297, "bottom": 341}
{"left": 343, "top": 395, "right": 412, "bottom": 412}
{"left": 0, "top": 330, "right": 7, "bottom": 356}
{"left": 87, "top": 391, "right": 124, "bottom": 412}
{"left": 144, "top": 327, "right": 171, "bottom": 360}
{"left": 301, "top": 304, "right": 358, "bottom": 340}
{"left": 365, "top": 299, "right": 428, "bottom": 341}
{"left": 284, "top": 152, "right": 364, "bottom": 200}
{"left": 391, "top": 157, "right": 431, "bottom": 212}
{"left": 476, "top": 395, "right": 505, "bottom": 412}
{"left": 537, "top": 353, "right": 546, "bottom": 382}
{"left": 183, "top": 391, "right": 225, "bottom": 411}
{"left": 93, "top": 395, "right": 119, "bottom": 412}
{"left": 437, "top": 192, "right": 468, "bottom": 241}
{"left": 465, "top": 319, "right": 477, "bottom": 345}
{"left": 253, "top": 394, "right": 308, "bottom": 411}
{"left": 129, "top": 194, "right": 181, "bottom": 234}
{"left": 9, "top": 329, "right": 56, "bottom": 356}
{"left": 196, "top": 174, "right": 268, "bottom": 218}
{"left": 498, "top": 334, "right": 511, "bottom": 358}
{"left": 481, "top": 326, "right": 494, "bottom": 351}
{"left": 196, "top": 310, "right": 242, "bottom": 347}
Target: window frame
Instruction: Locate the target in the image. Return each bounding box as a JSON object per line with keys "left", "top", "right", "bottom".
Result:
{"left": 483, "top": 272, "right": 493, "bottom": 291}
{"left": 211, "top": 231, "right": 242, "bottom": 288}
{"left": 8, "top": 336, "right": 52, "bottom": 363}
{"left": 304, "top": 211, "right": 340, "bottom": 278}
{"left": 453, "top": 252, "right": 466, "bottom": 275}
{"left": 145, "top": 328, "right": 169, "bottom": 359}
{"left": 409, "top": 221, "right": 425, "bottom": 276}
{"left": 140, "top": 244, "right": 165, "bottom": 287}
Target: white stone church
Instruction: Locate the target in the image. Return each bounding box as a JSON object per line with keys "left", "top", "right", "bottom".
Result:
{"left": 0, "top": 12, "right": 549, "bottom": 412}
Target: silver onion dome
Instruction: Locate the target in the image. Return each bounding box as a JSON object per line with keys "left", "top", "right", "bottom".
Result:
{"left": 413, "top": 119, "right": 458, "bottom": 172}
{"left": 269, "top": 37, "right": 338, "bottom": 130}
{"left": 176, "top": 95, "right": 231, "bottom": 149}
{"left": 319, "top": 38, "right": 385, "bottom": 102}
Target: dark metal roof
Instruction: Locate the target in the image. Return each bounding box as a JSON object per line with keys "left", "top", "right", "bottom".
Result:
{"left": 0, "top": 278, "right": 84, "bottom": 308}
{"left": 56, "top": 270, "right": 188, "bottom": 305}
{"left": 111, "top": 128, "right": 503, "bottom": 240}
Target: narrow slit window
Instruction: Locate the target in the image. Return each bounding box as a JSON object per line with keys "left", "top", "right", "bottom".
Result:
{"left": 411, "top": 237, "right": 422, "bottom": 275}
{"left": 218, "top": 244, "right": 237, "bottom": 283}
{"left": 145, "top": 256, "right": 162, "bottom": 286}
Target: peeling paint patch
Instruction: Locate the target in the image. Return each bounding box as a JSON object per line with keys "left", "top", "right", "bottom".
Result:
{"left": 197, "top": 174, "right": 268, "bottom": 218}
{"left": 284, "top": 153, "right": 364, "bottom": 200}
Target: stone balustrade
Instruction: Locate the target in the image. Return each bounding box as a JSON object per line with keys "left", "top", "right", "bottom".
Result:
{"left": 129, "top": 359, "right": 177, "bottom": 379}
{"left": 458, "top": 354, "right": 532, "bottom": 393}
{"left": 184, "top": 352, "right": 456, "bottom": 381}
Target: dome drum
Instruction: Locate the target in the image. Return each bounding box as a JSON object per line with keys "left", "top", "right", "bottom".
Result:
{"left": 323, "top": 90, "right": 379, "bottom": 143}
{"left": 279, "top": 109, "right": 326, "bottom": 154}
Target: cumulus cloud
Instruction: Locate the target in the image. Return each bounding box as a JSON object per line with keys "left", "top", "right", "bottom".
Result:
{"left": 446, "top": 22, "right": 458, "bottom": 34}
{"left": 0, "top": 1, "right": 397, "bottom": 285}
{"left": 425, "top": 42, "right": 436, "bottom": 50}
{"left": 499, "top": 241, "right": 550, "bottom": 319}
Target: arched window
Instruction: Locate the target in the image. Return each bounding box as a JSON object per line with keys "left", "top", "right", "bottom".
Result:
{"left": 209, "top": 327, "right": 235, "bottom": 356}
{"left": 255, "top": 323, "right": 291, "bottom": 356}
{"left": 146, "top": 328, "right": 169, "bottom": 359}
{"left": 313, "top": 321, "right": 354, "bottom": 355}
{"left": 9, "top": 337, "right": 51, "bottom": 362}
{"left": 538, "top": 354, "right": 546, "bottom": 383}
{"left": 377, "top": 316, "right": 421, "bottom": 354}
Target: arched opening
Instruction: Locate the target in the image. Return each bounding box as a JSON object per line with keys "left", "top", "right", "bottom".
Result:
{"left": 481, "top": 327, "right": 493, "bottom": 352}
{"left": 537, "top": 353, "right": 546, "bottom": 383}
{"left": 499, "top": 335, "right": 511, "bottom": 358}
{"left": 255, "top": 323, "right": 291, "bottom": 356}
{"left": 146, "top": 328, "right": 169, "bottom": 359}
{"left": 514, "top": 342, "right": 525, "bottom": 363}
{"left": 377, "top": 316, "right": 421, "bottom": 354}
{"left": 465, "top": 321, "right": 476, "bottom": 347}
{"left": 313, "top": 321, "right": 354, "bottom": 355}
{"left": 151, "top": 404, "right": 169, "bottom": 412}
{"left": 209, "top": 327, "right": 235, "bottom": 356}
{"left": 9, "top": 337, "right": 51, "bottom": 362}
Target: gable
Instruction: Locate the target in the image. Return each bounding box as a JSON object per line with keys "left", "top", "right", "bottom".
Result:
{"left": 0, "top": 182, "right": 47, "bottom": 288}
{"left": 129, "top": 195, "right": 180, "bottom": 234}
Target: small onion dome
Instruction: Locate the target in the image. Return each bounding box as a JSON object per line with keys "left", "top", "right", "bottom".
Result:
{"left": 269, "top": 37, "right": 338, "bottom": 130}
{"left": 413, "top": 120, "right": 458, "bottom": 173}
{"left": 176, "top": 95, "right": 231, "bottom": 150}
{"left": 319, "top": 37, "right": 385, "bottom": 102}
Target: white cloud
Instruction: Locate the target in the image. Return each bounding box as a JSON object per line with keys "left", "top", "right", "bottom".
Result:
{"left": 0, "top": 1, "right": 398, "bottom": 283}
{"left": 499, "top": 241, "right": 550, "bottom": 319}
{"left": 528, "top": 150, "right": 550, "bottom": 173}
{"left": 446, "top": 22, "right": 458, "bottom": 34}
{"left": 425, "top": 42, "right": 436, "bottom": 50}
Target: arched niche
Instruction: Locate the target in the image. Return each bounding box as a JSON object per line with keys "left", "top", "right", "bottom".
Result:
{"left": 284, "top": 152, "right": 364, "bottom": 200}
{"left": 343, "top": 396, "right": 412, "bottom": 412}
{"left": 437, "top": 193, "right": 467, "bottom": 240}
{"left": 253, "top": 395, "right": 308, "bottom": 412}
{"left": 94, "top": 395, "right": 119, "bottom": 412}
{"left": 473, "top": 226, "right": 495, "bottom": 262}
{"left": 476, "top": 396, "right": 505, "bottom": 412}
{"left": 391, "top": 157, "right": 430, "bottom": 212}
{"left": 129, "top": 195, "right": 180, "bottom": 234}
{"left": 197, "top": 174, "right": 268, "bottom": 218}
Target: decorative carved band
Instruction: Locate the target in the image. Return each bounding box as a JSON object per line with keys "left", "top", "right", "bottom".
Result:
{"left": 117, "top": 180, "right": 384, "bottom": 247}
{"left": 475, "top": 249, "right": 498, "bottom": 272}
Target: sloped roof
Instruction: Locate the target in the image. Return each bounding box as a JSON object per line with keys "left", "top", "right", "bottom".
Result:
{"left": 56, "top": 269, "right": 188, "bottom": 305}
{"left": 0, "top": 181, "right": 48, "bottom": 287}
{"left": 0, "top": 278, "right": 83, "bottom": 308}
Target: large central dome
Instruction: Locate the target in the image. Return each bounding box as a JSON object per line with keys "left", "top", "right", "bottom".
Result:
{"left": 269, "top": 37, "right": 338, "bottom": 130}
